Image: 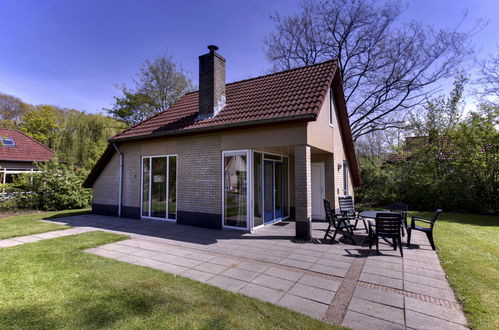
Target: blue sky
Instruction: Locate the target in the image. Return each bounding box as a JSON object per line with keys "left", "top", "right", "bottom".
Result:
{"left": 0, "top": 0, "right": 497, "bottom": 114}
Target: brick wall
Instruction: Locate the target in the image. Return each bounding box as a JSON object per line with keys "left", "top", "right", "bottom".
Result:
{"left": 92, "top": 152, "right": 119, "bottom": 206}
{"left": 294, "top": 145, "right": 311, "bottom": 239}
{"left": 121, "top": 143, "right": 141, "bottom": 214}
{"left": 177, "top": 134, "right": 222, "bottom": 227}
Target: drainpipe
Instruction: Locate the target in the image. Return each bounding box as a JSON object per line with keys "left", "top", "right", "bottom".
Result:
{"left": 112, "top": 143, "right": 123, "bottom": 217}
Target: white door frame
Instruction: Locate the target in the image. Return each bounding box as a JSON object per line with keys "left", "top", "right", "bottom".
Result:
{"left": 311, "top": 162, "right": 326, "bottom": 220}
{"left": 222, "top": 150, "right": 251, "bottom": 230}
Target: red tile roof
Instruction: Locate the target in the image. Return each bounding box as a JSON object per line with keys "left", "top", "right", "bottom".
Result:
{"left": 0, "top": 129, "right": 55, "bottom": 162}
{"left": 85, "top": 59, "right": 361, "bottom": 188}
{"left": 111, "top": 60, "right": 338, "bottom": 141}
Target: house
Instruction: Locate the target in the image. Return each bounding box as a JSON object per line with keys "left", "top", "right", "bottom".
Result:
{"left": 84, "top": 46, "right": 361, "bottom": 239}
{"left": 387, "top": 136, "right": 454, "bottom": 162}
{"left": 0, "top": 128, "right": 55, "bottom": 183}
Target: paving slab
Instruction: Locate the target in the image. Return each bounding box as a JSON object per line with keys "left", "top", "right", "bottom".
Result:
{"left": 192, "top": 262, "right": 229, "bottom": 275}
{"left": 288, "top": 283, "right": 335, "bottom": 304}
{"left": 277, "top": 294, "right": 329, "bottom": 319}
{"left": 252, "top": 274, "right": 295, "bottom": 292}
{"left": 342, "top": 310, "right": 405, "bottom": 330}
{"left": 405, "top": 309, "right": 468, "bottom": 330}
{"left": 353, "top": 286, "right": 404, "bottom": 309}
{"left": 348, "top": 297, "right": 405, "bottom": 326}
{"left": 263, "top": 267, "right": 303, "bottom": 282}
{"left": 405, "top": 296, "right": 467, "bottom": 325}
{"left": 180, "top": 269, "right": 215, "bottom": 283}
{"left": 359, "top": 273, "right": 403, "bottom": 290}
{"left": 297, "top": 274, "right": 340, "bottom": 292}
{"left": 207, "top": 275, "right": 247, "bottom": 293}
{"left": 239, "top": 283, "right": 283, "bottom": 304}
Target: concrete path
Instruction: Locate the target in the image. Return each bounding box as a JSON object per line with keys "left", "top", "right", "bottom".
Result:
{"left": 0, "top": 215, "right": 468, "bottom": 329}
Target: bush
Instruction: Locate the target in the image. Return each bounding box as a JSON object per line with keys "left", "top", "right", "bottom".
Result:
{"left": 0, "top": 161, "right": 92, "bottom": 211}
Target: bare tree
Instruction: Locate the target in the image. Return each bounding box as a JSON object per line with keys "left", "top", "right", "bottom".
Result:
{"left": 265, "top": 0, "right": 481, "bottom": 140}
{"left": 477, "top": 47, "right": 499, "bottom": 105}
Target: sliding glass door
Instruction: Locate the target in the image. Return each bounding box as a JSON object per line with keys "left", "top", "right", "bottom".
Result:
{"left": 223, "top": 151, "right": 249, "bottom": 229}
{"left": 141, "top": 155, "right": 177, "bottom": 221}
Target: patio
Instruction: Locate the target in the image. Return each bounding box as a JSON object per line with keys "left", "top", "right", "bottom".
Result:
{"left": 21, "top": 215, "right": 469, "bottom": 329}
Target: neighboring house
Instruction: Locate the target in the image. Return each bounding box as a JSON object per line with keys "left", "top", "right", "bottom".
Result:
{"left": 0, "top": 129, "right": 55, "bottom": 183}
{"left": 387, "top": 136, "right": 454, "bottom": 162}
{"left": 84, "top": 46, "right": 360, "bottom": 239}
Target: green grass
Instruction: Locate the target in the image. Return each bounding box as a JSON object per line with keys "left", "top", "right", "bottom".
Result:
{"left": 409, "top": 211, "right": 498, "bottom": 330}
{"left": 0, "top": 231, "right": 339, "bottom": 329}
{"left": 0, "top": 209, "right": 89, "bottom": 239}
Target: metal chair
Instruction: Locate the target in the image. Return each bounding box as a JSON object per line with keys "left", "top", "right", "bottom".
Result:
{"left": 323, "top": 199, "right": 355, "bottom": 244}
{"left": 338, "top": 195, "right": 368, "bottom": 233}
{"left": 369, "top": 212, "right": 404, "bottom": 257}
{"left": 407, "top": 209, "right": 443, "bottom": 250}
{"left": 389, "top": 202, "right": 409, "bottom": 236}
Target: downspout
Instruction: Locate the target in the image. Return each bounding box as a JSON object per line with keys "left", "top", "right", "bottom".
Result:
{"left": 112, "top": 143, "right": 123, "bottom": 217}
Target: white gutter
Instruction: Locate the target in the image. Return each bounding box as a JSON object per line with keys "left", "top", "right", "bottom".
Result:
{"left": 112, "top": 143, "right": 123, "bottom": 217}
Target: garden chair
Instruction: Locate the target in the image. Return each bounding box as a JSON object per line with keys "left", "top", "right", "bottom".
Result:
{"left": 369, "top": 212, "right": 404, "bottom": 257}
{"left": 407, "top": 209, "right": 443, "bottom": 250}
{"left": 323, "top": 199, "right": 355, "bottom": 244}
{"left": 338, "top": 195, "right": 368, "bottom": 233}
{"left": 389, "top": 202, "right": 409, "bottom": 236}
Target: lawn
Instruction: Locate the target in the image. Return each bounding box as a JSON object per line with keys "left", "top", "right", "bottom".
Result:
{"left": 410, "top": 211, "right": 498, "bottom": 330}
{"left": 0, "top": 209, "right": 89, "bottom": 239}
{"left": 0, "top": 231, "right": 339, "bottom": 329}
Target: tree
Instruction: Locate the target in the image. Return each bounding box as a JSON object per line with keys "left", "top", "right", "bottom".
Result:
{"left": 19, "top": 105, "right": 61, "bottom": 149}
{"left": 264, "top": 0, "right": 480, "bottom": 140}
{"left": 0, "top": 92, "right": 30, "bottom": 128}
{"left": 477, "top": 47, "right": 499, "bottom": 106}
{"left": 57, "top": 110, "right": 127, "bottom": 169}
{"left": 108, "top": 56, "right": 193, "bottom": 125}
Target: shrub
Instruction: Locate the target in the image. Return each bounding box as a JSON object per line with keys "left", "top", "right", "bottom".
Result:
{"left": 0, "top": 161, "right": 92, "bottom": 211}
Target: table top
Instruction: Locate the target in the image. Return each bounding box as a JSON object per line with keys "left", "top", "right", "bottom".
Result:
{"left": 359, "top": 210, "right": 401, "bottom": 218}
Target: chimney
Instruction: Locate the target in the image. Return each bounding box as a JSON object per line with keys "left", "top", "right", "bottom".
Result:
{"left": 198, "top": 45, "right": 226, "bottom": 119}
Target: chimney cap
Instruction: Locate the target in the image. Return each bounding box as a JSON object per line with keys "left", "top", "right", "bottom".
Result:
{"left": 207, "top": 45, "right": 219, "bottom": 52}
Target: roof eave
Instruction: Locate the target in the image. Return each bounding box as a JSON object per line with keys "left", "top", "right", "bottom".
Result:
{"left": 108, "top": 113, "right": 317, "bottom": 143}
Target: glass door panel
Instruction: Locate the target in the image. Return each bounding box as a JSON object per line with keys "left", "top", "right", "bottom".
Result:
{"left": 168, "top": 156, "right": 177, "bottom": 219}
{"left": 253, "top": 152, "right": 263, "bottom": 227}
{"left": 151, "top": 157, "right": 167, "bottom": 218}
{"left": 274, "top": 162, "right": 283, "bottom": 219}
{"left": 142, "top": 158, "right": 150, "bottom": 217}
{"left": 264, "top": 160, "right": 274, "bottom": 223}
{"left": 224, "top": 154, "right": 248, "bottom": 228}
{"left": 283, "top": 157, "right": 289, "bottom": 217}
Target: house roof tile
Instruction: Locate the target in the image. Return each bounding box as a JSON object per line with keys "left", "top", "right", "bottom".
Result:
{"left": 0, "top": 129, "right": 54, "bottom": 162}
{"left": 111, "top": 60, "right": 338, "bottom": 141}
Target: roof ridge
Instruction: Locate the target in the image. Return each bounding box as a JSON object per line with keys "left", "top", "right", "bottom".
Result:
{"left": 183, "top": 59, "right": 338, "bottom": 94}
{"left": 225, "top": 59, "right": 337, "bottom": 87}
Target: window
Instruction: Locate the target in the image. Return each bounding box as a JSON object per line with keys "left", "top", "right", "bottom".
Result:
{"left": 141, "top": 155, "right": 177, "bottom": 220}
{"left": 1, "top": 137, "right": 15, "bottom": 147}
{"left": 329, "top": 88, "right": 336, "bottom": 127}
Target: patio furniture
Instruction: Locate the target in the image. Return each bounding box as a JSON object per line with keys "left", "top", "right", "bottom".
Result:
{"left": 368, "top": 212, "right": 404, "bottom": 257}
{"left": 338, "top": 195, "right": 368, "bottom": 233}
{"left": 389, "top": 202, "right": 409, "bottom": 236}
{"left": 324, "top": 199, "right": 355, "bottom": 244}
{"left": 407, "top": 209, "right": 443, "bottom": 250}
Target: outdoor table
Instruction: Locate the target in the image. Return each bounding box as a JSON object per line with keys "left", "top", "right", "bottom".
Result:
{"left": 359, "top": 210, "right": 400, "bottom": 219}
